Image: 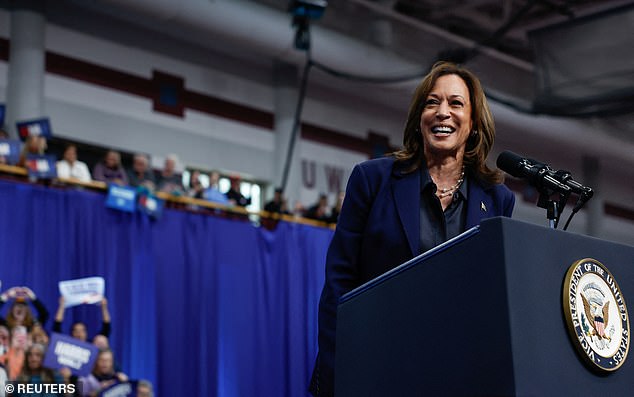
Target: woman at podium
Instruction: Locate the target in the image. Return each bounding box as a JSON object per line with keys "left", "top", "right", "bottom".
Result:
{"left": 310, "top": 61, "right": 515, "bottom": 396}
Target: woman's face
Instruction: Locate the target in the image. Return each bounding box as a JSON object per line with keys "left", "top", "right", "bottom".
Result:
{"left": 31, "top": 329, "right": 49, "bottom": 346}
{"left": 11, "top": 326, "right": 28, "bottom": 349}
{"left": 27, "top": 347, "right": 44, "bottom": 370}
{"left": 11, "top": 303, "right": 27, "bottom": 322}
{"left": 420, "top": 74, "right": 472, "bottom": 160}
{"left": 71, "top": 323, "right": 88, "bottom": 341}
{"left": 0, "top": 326, "right": 9, "bottom": 348}
{"left": 96, "top": 351, "right": 114, "bottom": 374}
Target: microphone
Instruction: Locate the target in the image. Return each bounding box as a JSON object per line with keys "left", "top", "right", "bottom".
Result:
{"left": 496, "top": 151, "right": 571, "bottom": 194}
{"left": 553, "top": 169, "right": 594, "bottom": 199}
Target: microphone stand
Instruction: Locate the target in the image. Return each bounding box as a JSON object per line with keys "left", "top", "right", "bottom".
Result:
{"left": 537, "top": 189, "right": 570, "bottom": 229}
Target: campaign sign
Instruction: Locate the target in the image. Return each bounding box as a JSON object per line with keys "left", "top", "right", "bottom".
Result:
{"left": 43, "top": 333, "right": 99, "bottom": 377}
{"left": 137, "top": 193, "right": 163, "bottom": 219}
{"left": 26, "top": 154, "right": 57, "bottom": 179}
{"left": 58, "top": 276, "right": 105, "bottom": 308}
{"left": 106, "top": 185, "right": 137, "bottom": 213}
{"left": 98, "top": 381, "right": 139, "bottom": 397}
{"left": 0, "top": 138, "right": 21, "bottom": 164}
{"left": 16, "top": 117, "right": 53, "bottom": 140}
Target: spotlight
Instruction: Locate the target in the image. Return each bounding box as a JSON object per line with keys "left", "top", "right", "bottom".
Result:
{"left": 288, "top": 0, "right": 328, "bottom": 51}
{"left": 288, "top": 0, "right": 327, "bottom": 20}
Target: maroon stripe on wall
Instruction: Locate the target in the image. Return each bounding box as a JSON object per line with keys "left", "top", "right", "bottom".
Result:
{"left": 185, "top": 90, "right": 273, "bottom": 130}
{"left": 302, "top": 122, "right": 371, "bottom": 155}
{"left": 605, "top": 203, "right": 634, "bottom": 222}
{"left": 46, "top": 52, "right": 154, "bottom": 98}
{"left": 44, "top": 51, "right": 278, "bottom": 129}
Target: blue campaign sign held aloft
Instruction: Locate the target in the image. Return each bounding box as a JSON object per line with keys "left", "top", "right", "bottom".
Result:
{"left": 43, "top": 333, "right": 99, "bottom": 377}
{"left": 106, "top": 185, "right": 137, "bottom": 213}
{"left": 26, "top": 154, "right": 57, "bottom": 179}
{"left": 16, "top": 117, "right": 53, "bottom": 140}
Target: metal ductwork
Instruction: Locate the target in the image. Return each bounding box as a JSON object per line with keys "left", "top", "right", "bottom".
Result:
{"left": 58, "top": 0, "right": 634, "bottom": 169}
{"left": 75, "top": 0, "right": 422, "bottom": 76}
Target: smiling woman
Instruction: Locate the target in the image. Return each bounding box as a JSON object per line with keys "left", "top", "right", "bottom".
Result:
{"left": 310, "top": 61, "right": 515, "bottom": 397}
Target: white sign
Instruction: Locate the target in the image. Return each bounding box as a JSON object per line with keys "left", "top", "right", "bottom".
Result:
{"left": 58, "top": 277, "right": 105, "bottom": 308}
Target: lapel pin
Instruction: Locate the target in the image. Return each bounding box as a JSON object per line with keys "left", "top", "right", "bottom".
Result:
{"left": 481, "top": 201, "right": 487, "bottom": 212}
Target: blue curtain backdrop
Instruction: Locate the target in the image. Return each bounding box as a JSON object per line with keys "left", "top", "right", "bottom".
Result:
{"left": 0, "top": 180, "right": 332, "bottom": 396}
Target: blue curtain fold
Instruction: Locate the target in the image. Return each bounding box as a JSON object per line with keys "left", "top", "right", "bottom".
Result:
{"left": 0, "top": 180, "right": 331, "bottom": 396}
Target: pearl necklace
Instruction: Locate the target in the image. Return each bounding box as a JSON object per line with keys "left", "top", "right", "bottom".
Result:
{"left": 436, "top": 167, "right": 465, "bottom": 199}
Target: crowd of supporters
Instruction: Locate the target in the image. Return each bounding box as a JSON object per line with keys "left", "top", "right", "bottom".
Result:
{"left": 0, "top": 286, "right": 153, "bottom": 397}
{"left": 0, "top": 130, "right": 344, "bottom": 224}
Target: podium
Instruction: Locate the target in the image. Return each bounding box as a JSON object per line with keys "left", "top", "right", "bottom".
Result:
{"left": 335, "top": 217, "right": 634, "bottom": 396}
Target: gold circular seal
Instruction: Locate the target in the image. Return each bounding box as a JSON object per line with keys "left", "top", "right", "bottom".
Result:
{"left": 563, "top": 258, "right": 630, "bottom": 371}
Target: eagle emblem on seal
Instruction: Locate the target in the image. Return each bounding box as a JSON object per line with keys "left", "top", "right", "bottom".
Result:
{"left": 580, "top": 283, "right": 612, "bottom": 341}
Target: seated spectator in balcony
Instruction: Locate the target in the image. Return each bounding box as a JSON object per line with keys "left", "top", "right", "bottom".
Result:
{"left": 304, "top": 194, "right": 330, "bottom": 222}
{"left": 93, "top": 150, "right": 128, "bottom": 185}
{"left": 127, "top": 153, "right": 156, "bottom": 191}
{"left": 203, "top": 171, "right": 228, "bottom": 205}
{"left": 187, "top": 170, "right": 205, "bottom": 199}
{"left": 264, "top": 188, "right": 289, "bottom": 214}
{"left": 0, "top": 287, "right": 49, "bottom": 332}
{"left": 16, "top": 343, "right": 70, "bottom": 390}
{"left": 156, "top": 154, "right": 184, "bottom": 195}
{"left": 17, "top": 135, "right": 47, "bottom": 167}
{"left": 291, "top": 200, "right": 305, "bottom": 218}
{"left": 52, "top": 297, "right": 111, "bottom": 340}
{"left": 56, "top": 144, "right": 92, "bottom": 183}
{"left": 79, "top": 349, "right": 128, "bottom": 396}
{"left": 0, "top": 127, "right": 9, "bottom": 165}
{"left": 328, "top": 190, "right": 345, "bottom": 224}
{"left": 226, "top": 175, "right": 251, "bottom": 207}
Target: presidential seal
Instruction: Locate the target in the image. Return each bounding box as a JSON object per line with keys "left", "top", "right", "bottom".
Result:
{"left": 563, "top": 258, "right": 630, "bottom": 371}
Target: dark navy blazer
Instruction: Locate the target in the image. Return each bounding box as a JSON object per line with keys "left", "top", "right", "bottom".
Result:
{"left": 311, "top": 156, "right": 515, "bottom": 396}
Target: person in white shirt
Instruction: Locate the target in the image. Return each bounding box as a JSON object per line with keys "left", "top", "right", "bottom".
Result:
{"left": 56, "top": 144, "right": 92, "bottom": 182}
